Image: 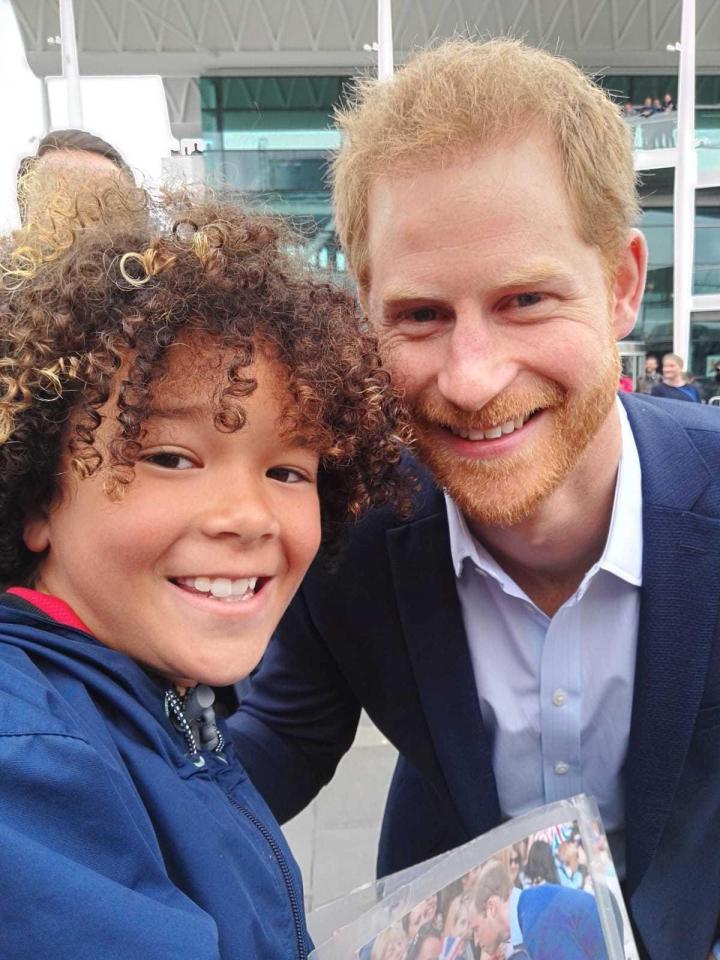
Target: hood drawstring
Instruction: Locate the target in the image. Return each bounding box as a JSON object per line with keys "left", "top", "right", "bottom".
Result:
{"left": 164, "top": 685, "right": 225, "bottom": 759}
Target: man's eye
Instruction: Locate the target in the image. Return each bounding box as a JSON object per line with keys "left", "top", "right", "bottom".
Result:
{"left": 514, "top": 292, "right": 543, "bottom": 307}
{"left": 267, "top": 466, "right": 310, "bottom": 484}
{"left": 411, "top": 307, "right": 441, "bottom": 323}
{"left": 143, "top": 452, "right": 195, "bottom": 470}
{"left": 396, "top": 307, "right": 441, "bottom": 324}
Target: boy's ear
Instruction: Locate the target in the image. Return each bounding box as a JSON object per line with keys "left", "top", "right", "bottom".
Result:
{"left": 23, "top": 512, "right": 50, "bottom": 554}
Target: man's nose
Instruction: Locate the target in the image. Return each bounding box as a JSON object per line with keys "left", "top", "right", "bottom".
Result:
{"left": 436, "top": 310, "right": 519, "bottom": 411}
{"left": 199, "top": 475, "right": 280, "bottom": 544}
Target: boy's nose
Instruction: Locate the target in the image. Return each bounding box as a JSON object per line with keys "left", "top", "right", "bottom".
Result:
{"left": 199, "top": 480, "right": 280, "bottom": 544}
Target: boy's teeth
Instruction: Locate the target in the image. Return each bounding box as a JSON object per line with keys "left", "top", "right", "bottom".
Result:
{"left": 176, "top": 576, "right": 258, "bottom": 600}
{"left": 210, "top": 578, "right": 232, "bottom": 598}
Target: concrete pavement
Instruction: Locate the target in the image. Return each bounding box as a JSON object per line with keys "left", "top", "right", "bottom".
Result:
{"left": 281, "top": 711, "right": 397, "bottom": 912}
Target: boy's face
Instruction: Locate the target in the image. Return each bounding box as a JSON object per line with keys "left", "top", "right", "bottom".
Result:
{"left": 24, "top": 344, "right": 322, "bottom": 688}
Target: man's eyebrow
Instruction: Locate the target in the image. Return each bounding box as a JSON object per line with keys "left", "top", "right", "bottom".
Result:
{"left": 381, "top": 263, "right": 573, "bottom": 304}
{"left": 381, "top": 287, "right": 448, "bottom": 305}
{"left": 492, "top": 262, "right": 572, "bottom": 289}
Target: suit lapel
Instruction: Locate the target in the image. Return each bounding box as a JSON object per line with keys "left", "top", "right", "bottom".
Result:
{"left": 386, "top": 507, "right": 501, "bottom": 839}
{"left": 623, "top": 396, "right": 720, "bottom": 893}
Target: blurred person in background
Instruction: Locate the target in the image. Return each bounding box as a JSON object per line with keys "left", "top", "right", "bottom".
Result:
{"left": 370, "top": 923, "right": 408, "bottom": 960}
{"left": 557, "top": 841, "right": 588, "bottom": 890}
{"left": 522, "top": 841, "right": 560, "bottom": 887}
{"left": 16, "top": 128, "right": 133, "bottom": 225}
{"left": 636, "top": 355, "right": 662, "bottom": 394}
{"left": 406, "top": 922, "right": 443, "bottom": 960}
{"left": 651, "top": 353, "right": 702, "bottom": 402}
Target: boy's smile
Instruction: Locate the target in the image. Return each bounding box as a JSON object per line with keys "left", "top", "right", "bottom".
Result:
{"left": 23, "top": 342, "right": 322, "bottom": 688}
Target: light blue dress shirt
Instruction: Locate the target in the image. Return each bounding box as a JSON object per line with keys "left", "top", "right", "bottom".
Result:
{"left": 445, "top": 401, "right": 642, "bottom": 876}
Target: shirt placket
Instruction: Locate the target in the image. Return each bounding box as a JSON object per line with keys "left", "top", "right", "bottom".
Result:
{"left": 540, "top": 603, "right": 583, "bottom": 802}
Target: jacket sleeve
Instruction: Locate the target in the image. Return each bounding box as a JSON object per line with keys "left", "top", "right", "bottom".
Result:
{"left": 0, "top": 730, "right": 221, "bottom": 959}
{"left": 227, "top": 586, "right": 361, "bottom": 823}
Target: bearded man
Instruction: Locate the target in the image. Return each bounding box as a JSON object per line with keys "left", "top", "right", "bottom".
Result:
{"left": 230, "top": 39, "right": 720, "bottom": 960}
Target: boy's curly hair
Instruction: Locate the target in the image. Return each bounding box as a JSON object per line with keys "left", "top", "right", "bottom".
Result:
{"left": 0, "top": 180, "right": 413, "bottom": 585}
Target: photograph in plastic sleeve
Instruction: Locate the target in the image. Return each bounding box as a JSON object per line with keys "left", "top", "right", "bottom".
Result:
{"left": 352, "top": 818, "right": 634, "bottom": 960}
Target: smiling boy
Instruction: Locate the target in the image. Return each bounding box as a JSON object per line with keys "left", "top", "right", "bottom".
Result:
{"left": 0, "top": 183, "right": 409, "bottom": 958}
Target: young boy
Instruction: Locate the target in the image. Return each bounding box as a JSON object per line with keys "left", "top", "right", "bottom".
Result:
{"left": 0, "top": 182, "right": 410, "bottom": 958}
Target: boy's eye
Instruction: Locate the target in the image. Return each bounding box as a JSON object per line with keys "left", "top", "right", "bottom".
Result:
{"left": 266, "top": 466, "right": 310, "bottom": 484}
{"left": 142, "top": 451, "right": 195, "bottom": 470}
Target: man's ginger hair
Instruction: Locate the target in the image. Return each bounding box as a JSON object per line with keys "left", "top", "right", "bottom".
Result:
{"left": 332, "top": 37, "right": 639, "bottom": 285}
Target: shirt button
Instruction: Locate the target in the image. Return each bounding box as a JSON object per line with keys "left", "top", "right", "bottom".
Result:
{"left": 552, "top": 689, "right": 568, "bottom": 707}
{"left": 554, "top": 761, "right": 570, "bottom": 775}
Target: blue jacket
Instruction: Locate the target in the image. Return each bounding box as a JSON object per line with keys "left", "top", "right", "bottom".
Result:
{"left": 517, "top": 885, "right": 608, "bottom": 960}
{"left": 232, "top": 394, "right": 720, "bottom": 960}
{"left": 0, "top": 594, "right": 311, "bottom": 960}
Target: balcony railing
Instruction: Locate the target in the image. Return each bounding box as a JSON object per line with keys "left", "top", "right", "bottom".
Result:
{"left": 626, "top": 108, "right": 720, "bottom": 175}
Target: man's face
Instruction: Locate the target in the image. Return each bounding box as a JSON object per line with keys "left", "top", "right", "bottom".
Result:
{"left": 468, "top": 896, "right": 508, "bottom": 954}
{"left": 363, "top": 131, "right": 643, "bottom": 527}
{"left": 663, "top": 358, "right": 682, "bottom": 381}
{"left": 646, "top": 356, "right": 658, "bottom": 374}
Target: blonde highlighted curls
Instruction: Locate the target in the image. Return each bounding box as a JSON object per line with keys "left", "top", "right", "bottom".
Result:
{"left": 0, "top": 181, "right": 413, "bottom": 585}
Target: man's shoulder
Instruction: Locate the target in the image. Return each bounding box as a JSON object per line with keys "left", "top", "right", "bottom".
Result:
{"left": 622, "top": 393, "right": 720, "bottom": 519}
{"left": 623, "top": 392, "right": 720, "bottom": 450}
{"left": 300, "top": 455, "right": 447, "bottom": 607}
{"left": 324, "top": 455, "right": 444, "bottom": 558}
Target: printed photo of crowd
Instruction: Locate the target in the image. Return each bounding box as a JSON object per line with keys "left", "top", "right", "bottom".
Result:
{"left": 357, "top": 820, "right": 617, "bottom": 960}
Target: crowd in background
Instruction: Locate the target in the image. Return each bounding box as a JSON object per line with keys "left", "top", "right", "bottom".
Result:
{"left": 621, "top": 93, "right": 675, "bottom": 119}
{"left": 627, "top": 352, "right": 708, "bottom": 403}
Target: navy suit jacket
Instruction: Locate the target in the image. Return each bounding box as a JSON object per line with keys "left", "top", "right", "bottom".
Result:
{"left": 231, "top": 395, "right": 720, "bottom": 960}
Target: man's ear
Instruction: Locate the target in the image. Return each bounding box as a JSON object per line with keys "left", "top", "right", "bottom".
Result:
{"left": 611, "top": 229, "right": 648, "bottom": 341}
{"left": 23, "top": 511, "right": 50, "bottom": 554}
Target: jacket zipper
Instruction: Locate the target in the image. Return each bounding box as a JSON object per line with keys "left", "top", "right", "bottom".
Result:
{"left": 223, "top": 790, "right": 307, "bottom": 960}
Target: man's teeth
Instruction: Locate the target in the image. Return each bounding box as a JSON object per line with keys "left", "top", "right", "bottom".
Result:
{"left": 176, "top": 576, "right": 258, "bottom": 601}
{"left": 449, "top": 414, "right": 531, "bottom": 441}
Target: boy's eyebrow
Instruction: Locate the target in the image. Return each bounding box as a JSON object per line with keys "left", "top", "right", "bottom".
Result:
{"left": 146, "top": 403, "right": 209, "bottom": 421}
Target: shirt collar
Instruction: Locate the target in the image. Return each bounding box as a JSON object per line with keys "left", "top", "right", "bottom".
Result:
{"left": 445, "top": 398, "right": 643, "bottom": 589}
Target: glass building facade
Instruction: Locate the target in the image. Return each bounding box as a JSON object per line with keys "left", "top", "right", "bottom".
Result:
{"left": 200, "top": 75, "right": 346, "bottom": 276}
